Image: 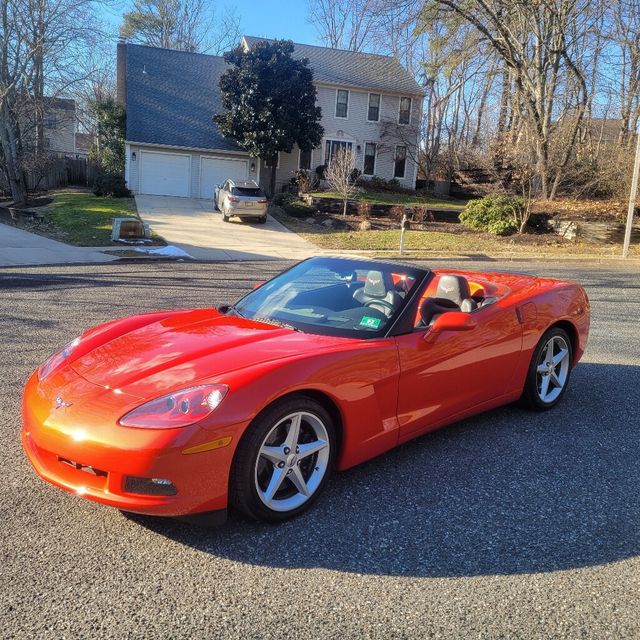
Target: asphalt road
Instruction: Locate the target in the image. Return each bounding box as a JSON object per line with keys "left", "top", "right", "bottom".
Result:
{"left": 1, "top": 259, "right": 639, "bottom": 639}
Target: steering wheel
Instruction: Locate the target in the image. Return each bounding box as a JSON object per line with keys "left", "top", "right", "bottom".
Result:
{"left": 364, "top": 299, "right": 396, "bottom": 315}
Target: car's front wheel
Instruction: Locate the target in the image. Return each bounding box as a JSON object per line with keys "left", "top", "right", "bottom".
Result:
{"left": 521, "top": 327, "right": 573, "bottom": 411}
{"left": 230, "top": 396, "right": 336, "bottom": 522}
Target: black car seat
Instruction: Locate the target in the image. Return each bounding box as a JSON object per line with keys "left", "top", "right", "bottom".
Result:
{"left": 353, "top": 270, "right": 402, "bottom": 317}
{"left": 420, "top": 274, "right": 478, "bottom": 325}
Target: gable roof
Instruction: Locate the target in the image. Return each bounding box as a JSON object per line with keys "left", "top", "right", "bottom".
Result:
{"left": 242, "top": 36, "right": 423, "bottom": 97}
{"left": 125, "top": 44, "right": 243, "bottom": 152}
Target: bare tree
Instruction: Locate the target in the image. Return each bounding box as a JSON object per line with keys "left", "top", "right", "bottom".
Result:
{"left": 0, "top": 0, "right": 106, "bottom": 204}
{"left": 121, "top": 0, "right": 241, "bottom": 54}
{"left": 325, "top": 148, "right": 357, "bottom": 215}
{"left": 307, "top": 0, "right": 377, "bottom": 51}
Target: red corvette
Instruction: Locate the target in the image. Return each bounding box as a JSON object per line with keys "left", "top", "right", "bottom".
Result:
{"left": 22, "top": 257, "right": 590, "bottom": 524}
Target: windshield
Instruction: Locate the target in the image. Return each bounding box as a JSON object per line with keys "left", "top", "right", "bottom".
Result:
{"left": 232, "top": 187, "right": 265, "bottom": 197}
{"left": 233, "top": 257, "right": 426, "bottom": 338}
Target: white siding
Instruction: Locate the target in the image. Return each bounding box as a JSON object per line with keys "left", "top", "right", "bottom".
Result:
{"left": 267, "top": 84, "right": 422, "bottom": 191}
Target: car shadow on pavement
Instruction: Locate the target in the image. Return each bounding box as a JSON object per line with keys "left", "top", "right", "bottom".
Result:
{"left": 126, "top": 361, "right": 640, "bottom": 578}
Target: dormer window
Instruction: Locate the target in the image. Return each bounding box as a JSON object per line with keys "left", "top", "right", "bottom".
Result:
{"left": 335, "top": 90, "right": 349, "bottom": 118}
{"left": 399, "top": 97, "right": 411, "bottom": 124}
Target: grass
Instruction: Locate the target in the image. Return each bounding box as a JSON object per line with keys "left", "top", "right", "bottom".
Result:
{"left": 42, "top": 191, "right": 164, "bottom": 246}
{"left": 271, "top": 209, "right": 640, "bottom": 257}
{"left": 309, "top": 190, "right": 467, "bottom": 209}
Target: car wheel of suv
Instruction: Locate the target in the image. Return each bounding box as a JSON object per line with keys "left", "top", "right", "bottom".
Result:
{"left": 257, "top": 216, "right": 267, "bottom": 224}
{"left": 222, "top": 209, "right": 229, "bottom": 222}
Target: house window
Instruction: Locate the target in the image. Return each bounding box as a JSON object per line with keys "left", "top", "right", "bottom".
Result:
{"left": 335, "top": 90, "right": 349, "bottom": 118}
{"left": 324, "top": 140, "right": 353, "bottom": 164}
{"left": 299, "top": 148, "right": 312, "bottom": 170}
{"left": 367, "top": 94, "right": 380, "bottom": 122}
{"left": 399, "top": 97, "right": 412, "bottom": 124}
{"left": 394, "top": 145, "right": 407, "bottom": 178}
{"left": 363, "top": 143, "right": 376, "bottom": 175}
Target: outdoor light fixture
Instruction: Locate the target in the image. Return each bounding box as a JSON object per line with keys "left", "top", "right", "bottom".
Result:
{"left": 250, "top": 161, "right": 256, "bottom": 172}
{"left": 357, "top": 145, "right": 361, "bottom": 152}
{"left": 131, "top": 152, "right": 136, "bottom": 161}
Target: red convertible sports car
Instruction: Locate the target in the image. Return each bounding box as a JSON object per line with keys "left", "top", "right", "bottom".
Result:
{"left": 22, "top": 257, "right": 590, "bottom": 525}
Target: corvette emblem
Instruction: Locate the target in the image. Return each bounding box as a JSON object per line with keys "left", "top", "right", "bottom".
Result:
{"left": 55, "top": 396, "right": 73, "bottom": 409}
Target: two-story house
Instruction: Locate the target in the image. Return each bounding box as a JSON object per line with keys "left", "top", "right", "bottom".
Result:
{"left": 118, "top": 37, "right": 423, "bottom": 198}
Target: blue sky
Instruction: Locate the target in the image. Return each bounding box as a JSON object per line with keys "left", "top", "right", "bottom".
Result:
{"left": 103, "top": 0, "right": 321, "bottom": 46}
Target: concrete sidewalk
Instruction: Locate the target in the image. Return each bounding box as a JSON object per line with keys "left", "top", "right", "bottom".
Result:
{"left": 135, "top": 195, "right": 320, "bottom": 260}
{"left": 0, "top": 223, "right": 117, "bottom": 266}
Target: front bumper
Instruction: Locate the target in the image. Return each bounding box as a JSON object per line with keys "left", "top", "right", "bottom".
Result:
{"left": 21, "top": 370, "right": 240, "bottom": 518}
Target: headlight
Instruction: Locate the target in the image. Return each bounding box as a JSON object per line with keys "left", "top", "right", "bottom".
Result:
{"left": 38, "top": 337, "right": 81, "bottom": 380}
{"left": 118, "top": 384, "right": 228, "bottom": 429}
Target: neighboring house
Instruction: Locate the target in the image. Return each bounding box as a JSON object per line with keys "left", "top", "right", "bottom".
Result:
{"left": 118, "top": 37, "right": 423, "bottom": 198}
{"left": 42, "top": 97, "right": 77, "bottom": 157}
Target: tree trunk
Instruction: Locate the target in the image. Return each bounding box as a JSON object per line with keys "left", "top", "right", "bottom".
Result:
{"left": 343, "top": 199, "right": 347, "bottom": 216}
{"left": 0, "top": 105, "right": 28, "bottom": 205}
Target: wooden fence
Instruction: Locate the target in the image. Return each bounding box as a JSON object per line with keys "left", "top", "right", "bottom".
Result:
{"left": 22, "top": 157, "right": 101, "bottom": 192}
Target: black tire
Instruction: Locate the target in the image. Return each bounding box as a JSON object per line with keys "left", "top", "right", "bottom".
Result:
{"left": 213, "top": 195, "right": 219, "bottom": 211}
{"left": 521, "top": 326, "right": 573, "bottom": 411}
{"left": 222, "top": 210, "right": 229, "bottom": 222}
{"left": 257, "top": 216, "right": 267, "bottom": 224}
{"left": 230, "top": 395, "right": 337, "bottom": 522}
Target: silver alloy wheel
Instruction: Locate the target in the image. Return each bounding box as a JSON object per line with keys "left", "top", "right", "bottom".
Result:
{"left": 254, "top": 411, "right": 330, "bottom": 512}
{"left": 536, "top": 335, "right": 571, "bottom": 403}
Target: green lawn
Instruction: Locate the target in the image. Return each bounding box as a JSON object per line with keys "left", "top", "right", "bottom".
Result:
{"left": 271, "top": 209, "right": 640, "bottom": 257}
{"left": 309, "top": 191, "right": 467, "bottom": 209}
{"left": 43, "top": 191, "right": 164, "bottom": 246}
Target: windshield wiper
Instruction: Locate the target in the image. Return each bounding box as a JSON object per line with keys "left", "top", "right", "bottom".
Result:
{"left": 253, "top": 316, "right": 300, "bottom": 332}
{"left": 217, "top": 304, "right": 244, "bottom": 318}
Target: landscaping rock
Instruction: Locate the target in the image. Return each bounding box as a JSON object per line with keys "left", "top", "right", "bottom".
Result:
{"left": 305, "top": 217, "right": 316, "bottom": 225}
{"left": 321, "top": 219, "right": 334, "bottom": 228}
{"left": 359, "top": 219, "right": 372, "bottom": 231}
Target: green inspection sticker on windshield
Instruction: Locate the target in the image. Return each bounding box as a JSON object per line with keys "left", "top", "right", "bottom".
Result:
{"left": 360, "top": 316, "right": 382, "bottom": 329}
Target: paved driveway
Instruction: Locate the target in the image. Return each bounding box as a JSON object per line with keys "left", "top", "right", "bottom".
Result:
{"left": 1, "top": 259, "right": 639, "bottom": 638}
{"left": 135, "top": 195, "right": 319, "bottom": 260}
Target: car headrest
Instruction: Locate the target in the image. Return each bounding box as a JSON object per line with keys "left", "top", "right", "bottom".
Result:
{"left": 364, "top": 270, "right": 389, "bottom": 298}
{"left": 436, "top": 275, "right": 472, "bottom": 306}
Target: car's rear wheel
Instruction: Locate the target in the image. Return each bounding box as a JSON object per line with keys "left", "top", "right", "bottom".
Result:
{"left": 230, "top": 396, "right": 336, "bottom": 522}
{"left": 257, "top": 216, "right": 267, "bottom": 224}
{"left": 521, "top": 327, "right": 573, "bottom": 411}
{"left": 222, "top": 209, "right": 229, "bottom": 222}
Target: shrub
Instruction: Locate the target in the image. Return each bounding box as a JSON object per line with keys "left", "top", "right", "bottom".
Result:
{"left": 349, "top": 167, "right": 362, "bottom": 183}
{"left": 389, "top": 205, "right": 406, "bottom": 223}
{"left": 369, "top": 175, "right": 388, "bottom": 190}
{"left": 315, "top": 164, "right": 327, "bottom": 180}
{"left": 272, "top": 192, "right": 296, "bottom": 207}
{"left": 283, "top": 201, "right": 314, "bottom": 218}
{"left": 93, "top": 173, "right": 131, "bottom": 198}
{"left": 293, "top": 169, "right": 312, "bottom": 193}
{"left": 459, "top": 195, "right": 522, "bottom": 236}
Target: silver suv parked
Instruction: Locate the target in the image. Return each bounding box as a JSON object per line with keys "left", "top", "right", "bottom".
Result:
{"left": 214, "top": 179, "right": 268, "bottom": 224}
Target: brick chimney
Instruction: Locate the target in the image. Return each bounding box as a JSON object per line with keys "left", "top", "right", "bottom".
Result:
{"left": 116, "top": 39, "right": 127, "bottom": 106}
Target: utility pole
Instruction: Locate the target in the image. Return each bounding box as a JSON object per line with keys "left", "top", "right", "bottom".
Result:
{"left": 623, "top": 127, "right": 640, "bottom": 258}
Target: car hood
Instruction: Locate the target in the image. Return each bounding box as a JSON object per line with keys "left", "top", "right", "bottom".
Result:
{"left": 69, "top": 309, "right": 347, "bottom": 399}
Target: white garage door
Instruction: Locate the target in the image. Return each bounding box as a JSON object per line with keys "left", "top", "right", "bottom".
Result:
{"left": 140, "top": 151, "right": 190, "bottom": 197}
{"left": 200, "top": 157, "right": 249, "bottom": 199}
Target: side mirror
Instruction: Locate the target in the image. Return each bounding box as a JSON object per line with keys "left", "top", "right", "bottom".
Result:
{"left": 252, "top": 281, "right": 266, "bottom": 290}
{"left": 428, "top": 311, "right": 476, "bottom": 335}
